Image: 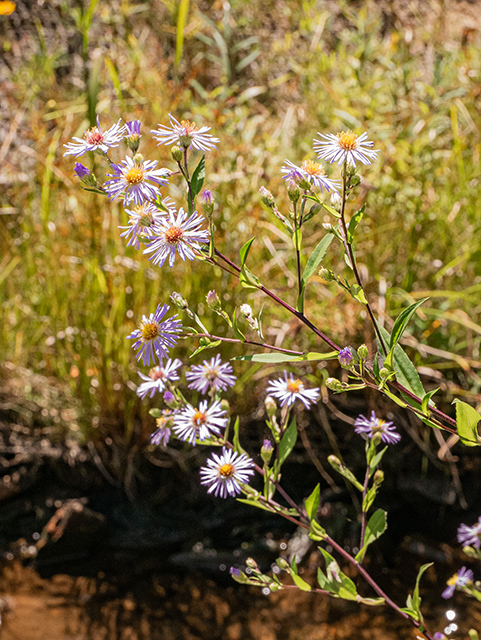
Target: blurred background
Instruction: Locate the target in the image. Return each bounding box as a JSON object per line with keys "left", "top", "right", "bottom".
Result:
{"left": 1, "top": 0, "right": 481, "bottom": 638}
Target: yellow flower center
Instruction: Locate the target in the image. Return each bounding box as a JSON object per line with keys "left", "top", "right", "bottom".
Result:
{"left": 85, "top": 128, "right": 104, "bottom": 145}
{"left": 125, "top": 167, "right": 144, "bottom": 184}
{"left": 140, "top": 322, "right": 158, "bottom": 341}
{"left": 0, "top": 1, "right": 16, "bottom": 16}
{"left": 180, "top": 120, "right": 198, "bottom": 134}
{"left": 303, "top": 160, "right": 325, "bottom": 176}
{"left": 165, "top": 226, "right": 183, "bottom": 244}
{"left": 193, "top": 411, "right": 207, "bottom": 425}
{"left": 219, "top": 463, "right": 235, "bottom": 478}
{"left": 287, "top": 379, "right": 303, "bottom": 393}
{"left": 447, "top": 574, "right": 458, "bottom": 586}
{"left": 372, "top": 419, "right": 385, "bottom": 434}
{"left": 156, "top": 416, "right": 167, "bottom": 429}
{"left": 337, "top": 131, "right": 358, "bottom": 150}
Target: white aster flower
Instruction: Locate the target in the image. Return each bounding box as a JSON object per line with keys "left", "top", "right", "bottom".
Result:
{"left": 119, "top": 202, "right": 168, "bottom": 249}
{"left": 266, "top": 371, "right": 320, "bottom": 409}
{"left": 63, "top": 116, "right": 125, "bottom": 157}
{"left": 127, "top": 304, "right": 182, "bottom": 366}
{"left": 281, "top": 159, "right": 340, "bottom": 192}
{"left": 136, "top": 358, "right": 183, "bottom": 399}
{"left": 104, "top": 156, "right": 170, "bottom": 207}
{"left": 313, "top": 131, "right": 379, "bottom": 167}
{"left": 151, "top": 409, "right": 177, "bottom": 446}
{"left": 200, "top": 447, "right": 255, "bottom": 498}
{"left": 173, "top": 400, "right": 227, "bottom": 445}
{"left": 186, "top": 354, "right": 236, "bottom": 394}
{"left": 143, "top": 207, "right": 209, "bottom": 268}
{"left": 151, "top": 114, "right": 219, "bottom": 152}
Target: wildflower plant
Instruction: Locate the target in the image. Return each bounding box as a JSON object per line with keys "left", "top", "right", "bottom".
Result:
{"left": 64, "top": 111, "right": 481, "bottom": 640}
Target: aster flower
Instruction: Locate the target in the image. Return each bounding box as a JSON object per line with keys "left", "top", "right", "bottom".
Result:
{"left": 74, "top": 163, "right": 90, "bottom": 179}
{"left": 151, "top": 409, "right": 177, "bottom": 446}
{"left": 186, "top": 354, "right": 236, "bottom": 394}
{"left": 119, "top": 201, "right": 170, "bottom": 250}
{"left": 143, "top": 207, "right": 209, "bottom": 268}
{"left": 200, "top": 447, "right": 255, "bottom": 498}
{"left": 64, "top": 116, "right": 124, "bottom": 157}
{"left": 266, "top": 372, "right": 320, "bottom": 409}
{"left": 136, "top": 358, "right": 183, "bottom": 399}
{"left": 313, "top": 131, "right": 379, "bottom": 167}
{"left": 338, "top": 347, "right": 353, "bottom": 367}
{"left": 127, "top": 304, "right": 182, "bottom": 366}
{"left": 281, "top": 159, "right": 340, "bottom": 193}
{"left": 354, "top": 411, "right": 401, "bottom": 444}
{"left": 457, "top": 517, "right": 481, "bottom": 549}
{"left": 123, "top": 120, "right": 142, "bottom": 153}
{"left": 173, "top": 400, "right": 227, "bottom": 445}
{"left": 442, "top": 566, "right": 473, "bottom": 599}
{"left": 151, "top": 114, "right": 219, "bottom": 152}
{"left": 104, "top": 156, "right": 170, "bottom": 207}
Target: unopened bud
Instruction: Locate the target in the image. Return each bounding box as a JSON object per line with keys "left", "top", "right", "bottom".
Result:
{"left": 229, "top": 567, "right": 248, "bottom": 583}
{"left": 325, "top": 377, "right": 343, "bottom": 392}
{"left": 319, "top": 267, "right": 335, "bottom": 281}
{"left": 276, "top": 557, "right": 290, "bottom": 571}
{"left": 170, "top": 292, "right": 189, "bottom": 309}
{"left": 171, "top": 145, "right": 183, "bottom": 162}
{"left": 220, "top": 398, "right": 230, "bottom": 414}
{"left": 338, "top": 347, "right": 353, "bottom": 367}
{"left": 373, "top": 470, "right": 384, "bottom": 486}
{"left": 240, "top": 304, "right": 258, "bottom": 331}
{"left": 328, "top": 455, "right": 342, "bottom": 471}
{"left": 261, "top": 439, "right": 274, "bottom": 464}
{"left": 163, "top": 391, "right": 176, "bottom": 407}
{"left": 200, "top": 189, "right": 215, "bottom": 215}
{"left": 265, "top": 396, "right": 277, "bottom": 418}
{"left": 206, "top": 289, "right": 221, "bottom": 310}
{"left": 379, "top": 367, "right": 390, "bottom": 380}
{"left": 330, "top": 191, "right": 342, "bottom": 211}
{"left": 350, "top": 175, "right": 361, "bottom": 188}
{"left": 357, "top": 344, "right": 368, "bottom": 360}
{"left": 287, "top": 178, "right": 300, "bottom": 204}
{"left": 133, "top": 153, "right": 144, "bottom": 165}
{"left": 124, "top": 120, "right": 141, "bottom": 154}
{"left": 246, "top": 557, "right": 259, "bottom": 571}
{"left": 260, "top": 187, "right": 275, "bottom": 208}
{"left": 322, "top": 222, "right": 335, "bottom": 233}
{"left": 345, "top": 161, "right": 357, "bottom": 178}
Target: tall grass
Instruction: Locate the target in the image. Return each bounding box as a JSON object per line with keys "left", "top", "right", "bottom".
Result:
{"left": 1, "top": 0, "right": 480, "bottom": 442}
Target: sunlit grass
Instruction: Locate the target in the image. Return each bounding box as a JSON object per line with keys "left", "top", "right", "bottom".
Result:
{"left": 1, "top": 0, "right": 480, "bottom": 441}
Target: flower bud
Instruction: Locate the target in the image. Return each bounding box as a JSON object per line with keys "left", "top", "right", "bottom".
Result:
{"left": 206, "top": 289, "right": 221, "bottom": 310}
{"left": 240, "top": 304, "right": 258, "bottom": 331}
{"left": 350, "top": 175, "right": 361, "bottom": 187}
{"left": 379, "top": 367, "right": 390, "bottom": 380}
{"left": 261, "top": 439, "right": 274, "bottom": 464}
{"left": 326, "top": 377, "right": 343, "bottom": 392}
{"left": 327, "top": 455, "right": 342, "bottom": 471}
{"left": 246, "top": 557, "right": 259, "bottom": 571}
{"left": 338, "top": 347, "right": 353, "bottom": 367}
{"left": 319, "top": 267, "right": 335, "bottom": 282}
{"left": 229, "top": 567, "right": 248, "bottom": 583}
{"left": 265, "top": 395, "right": 277, "bottom": 418}
{"left": 373, "top": 470, "right": 384, "bottom": 487}
{"left": 287, "top": 178, "right": 300, "bottom": 204}
{"left": 259, "top": 187, "right": 275, "bottom": 208}
{"left": 163, "top": 390, "right": 176, "bottom": 407}
{"left": 276, "top": 557, "right": 290, "bottom": 571}
{"left": 330, "top": 191, "right": 342, "bottom": 211}
{"left": 170, "top": 292, "right": 189, "bottom": 309}
{"left": 357, "top": 344, "right": 369, "bottom": 360}
{"left": 200, "top": 189, "right": 215, "bottom": 216}
{"left": 133, "top": 153, "right": 144, "bottom": 165}
{"left": 322, "top": 222, "right": 335, "bottom": 233}
{"left": 345, "top": 161, "right": 357, "bottom": 178}
{"left": 171, "top": 145, "right": 183, "bottom": 162}
{"left": 124, "top": 120, "right": 142, "bottom": 154}
{"left": 220, "top": 398, "right": 230, "bottom": 414}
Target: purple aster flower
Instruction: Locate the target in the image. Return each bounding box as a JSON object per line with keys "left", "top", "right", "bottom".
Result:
{"left": 127, "top": 304, "right": 182, "bottom": 366}
{"left": 136, "top": 358, "right": 183, "bottom": 399}
{"left": 74, "top": 162, "right": 90, "bottom": 179}
{"left": 64, "top": 116, "right": 124, "bottom": 157}
{"left": 266, "top": 371, "right": 320, "bottom": 409}
{"left": 143, "top": 207, "right": 209, "bottom": 268}
{"left": 119, "top": 201, "right": 171, "bottom": 250}
{"left": 457, "top": 516, "right": 481, "bottom": 549}
{"left": 151, "top": 114, "right": 219, "bottom": 152}
{"left": 281, "top": 159, "right": 340, "bottom": 193}
{"left": 338, "top": 347, "right": 353, "bottom": 366}
{"left": 164, "top": 390, "right": 175, "bottom": 406}
{"left": 230, "top": 566, "right": 242, "bottom": 577}
{"left": 433, "top": 634, "right": 446, "bottom": 640}
{"left": 313, "top": 131, "right": 379, "bottom": 167}
{"left": 354, "top": 411, "right": 401, "bottom": 444}
{"left": 261, "top": 439, "right": 273, "bottom": 464}
{"left": 104, "top": 156, "right": 170, "bottom": 207}
{"left": 124, "top": 119, "right": 141, "bottom": 138}
{"left": 185, "top": 354, "right": 236, "bottom": 394}
{"left": 151, "top": 409, "right": 176, "bottom": 446}
{"left": 442, "top": 566, "right": 473, "bottom": 599}
{"left": 200, "top": 447, "right": 255, "bottom": 498}
{"left": 173, "top": 399, "right": 227, "bottom": 445}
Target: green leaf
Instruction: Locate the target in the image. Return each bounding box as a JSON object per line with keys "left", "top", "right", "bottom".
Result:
{"left": 278, "top": 418, "right": 297, "bottom": 467}
{"left": 302, "top": 203, "right": 322, "bottom": 225}
{"left": 232, "top": 308, "right": 246, "bottom": 342}
{"left": 421, "top": 388, "right": 439, "bottom": 416}
{"left": 240, "top": 237, "right": 256, "bottom": 268}
{"left": 453, "top": 399, "right": 481, "bottom": 446}
{"left": 149, "top": 408, "right": 162, "bottom": 418}
{"left": 190, "top": 155, "right": 205, "bottom": 201}
{"left": 317, "top": 548, "right": 358, "bottom": 600}
{"left": 390, "top": 298, "right": 429, "bottom": 350}
{"left": 321, "top": 202, "right": 341, "bottom": 218}
{"left": 293, "top": 226, "right": 302, "bottom": 251}
{"left": 355, "top": 509, "right": 387, "bottom": 562}
{"left": 350, "top": 284, "right": 368, "bottom": 304}
{"left": 358, "top": 597, "right": 385, "bottom": 606}
{"left": 368, "top": 446, "right": 388, "bottom": 477}
{"left": 291, "top": 572, "right": 312, "bottom": 591}
{"left": 232, "top": 351, "right": 338, "bottom": 363}
{"left": 239, "top": 265, "right": 261, "bottom": 290}
{"left": 189, "top": 339, "right": 222, "bottom": 358}
{"left": 237, "top": 498, "right": 274, "bottom": 513}
{"left": 232, "top": 416, "right": 247, "bottom": 454}
{"left": 347, "top": 204, "right": 365, "bottom": 243}
{"left": 362, "top": 485, "right": 378, "bottom": 513}
{"left": 411, "top": 562, "right": 433, "bottom": 616}
{"left": 376, "top": 324, "right": 425, "bottom": 399}
{"left": 305, "top": 484, "right": 320, "bottom": 521}
{"left": 300, "top": 234, "right": 334, "bottom": 289}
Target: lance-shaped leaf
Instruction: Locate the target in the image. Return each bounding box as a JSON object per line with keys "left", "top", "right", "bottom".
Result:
{"left": 305, "top": 484, "right": 320, "bottom": 521}
{"left": 355, "top": 509, "right": 387, "bottom": 562}
{"left": 232, "top": 351, "right": 338, "bottom": 363}
{"left": 290, "top": 558, "right": 312, "bottom": 591}
{"left": 278, "top": 418, "right": 297, "bottom": 467}
{"left": 421, "top": 387, "right": 439, "bottom": 416}
{"left": 376, "top": 323, "right": 425, "bottom": 399}
{"left": 453, "top": 399, "right": 481, "bottom": 447}
{"left": 232, "top": 416, "right": 247, "bottom": 454}
{"left": 232, "top": 308, "right": 246, "bottom": 342}
{"left": 400, "top": 562, "right": 433, "bottom": 623}
{"left": 297, "top": 234, "right": 334, "bottom": 312}
{"left": 190, "top": 155, "right": 205, "bottom": 202}
{"left": 347, "top": 204, "right": 365, "bottom": 243}
{"left": 318, "top": 548, "right": 358, "bottom": 600}
{"left": 390, "top": 298, "right": 429, "bottom": 350}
